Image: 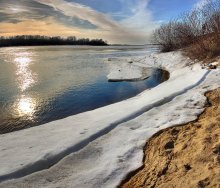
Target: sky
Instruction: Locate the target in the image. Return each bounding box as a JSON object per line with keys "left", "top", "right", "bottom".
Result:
{"left": 0, "top": 0, "right": 214, "bottom": 44}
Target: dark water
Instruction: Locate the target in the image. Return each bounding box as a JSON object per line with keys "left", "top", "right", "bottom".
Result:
{"left": 0, "top": 45, "right": 167, "bottom": 134}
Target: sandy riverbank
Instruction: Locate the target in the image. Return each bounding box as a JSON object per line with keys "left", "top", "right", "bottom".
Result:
{"left": 121, "top": 88, "right": 220, "bottom": 188}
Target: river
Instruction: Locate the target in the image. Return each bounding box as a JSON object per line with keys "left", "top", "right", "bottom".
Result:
{"left": 0, "top": 45, "right": 166, "bottom": 134}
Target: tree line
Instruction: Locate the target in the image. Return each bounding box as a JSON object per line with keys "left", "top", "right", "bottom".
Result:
{"left": 153, "top": 0, "right": 220, "bottom": 59}
{"left": 0, "top": 35, "right": 108, "bottom": 47}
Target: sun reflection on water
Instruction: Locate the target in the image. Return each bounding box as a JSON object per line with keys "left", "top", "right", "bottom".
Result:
{"left": 12, "top": 51, "right": 38, "bottom": 118}
{"left": 17, "top": 96, "right": 36, "bottom": 117}
{"left": 14, "top": 52, "right": 36, "bottom": 92}
{"left": 14, "top": 57, "right": 31, "bottom": 64}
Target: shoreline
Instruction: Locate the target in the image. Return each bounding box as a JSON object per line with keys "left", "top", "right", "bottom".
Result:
{"left": 121, "top": 88, "right": 220, "bottom": 188}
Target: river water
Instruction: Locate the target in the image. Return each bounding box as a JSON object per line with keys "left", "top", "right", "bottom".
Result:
{"left": 0, "top": 45, "right": 167, "bottom": 134}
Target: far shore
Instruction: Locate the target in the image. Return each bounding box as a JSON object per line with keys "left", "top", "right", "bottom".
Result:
{"left": 0, "top": 44, "right": 155, "bottom": 49}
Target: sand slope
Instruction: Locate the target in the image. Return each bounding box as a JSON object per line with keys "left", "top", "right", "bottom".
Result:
{"left": 121, "top": 88, "right": 220, "bottom": 188}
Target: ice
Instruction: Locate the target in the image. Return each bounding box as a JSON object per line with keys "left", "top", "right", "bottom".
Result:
{"left": 107, "top": 58, "right": 152, "bottom": 81}
{"left": 1, "top": 51, "right": 220, "bottom": 188}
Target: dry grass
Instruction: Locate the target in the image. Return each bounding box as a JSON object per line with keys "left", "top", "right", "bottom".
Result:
{"left": 185, "top": 33, "right": 220, "bottom": 62}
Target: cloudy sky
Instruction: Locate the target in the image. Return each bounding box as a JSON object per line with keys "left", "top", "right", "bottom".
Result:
{"left": 0, "top": 0, "right": 213, "bottom": 44}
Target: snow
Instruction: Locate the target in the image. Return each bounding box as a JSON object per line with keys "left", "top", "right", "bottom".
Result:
{"left": 107, "top": 58, "right": 153, "bottom": 81}
{"left": 1, "top": 51, "right": 220, "bottom": 188}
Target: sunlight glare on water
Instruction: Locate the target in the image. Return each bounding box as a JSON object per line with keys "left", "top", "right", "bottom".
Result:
{"left": 11, "top": 51, "right": 37, "bottom": 119}
{"left": 16, "top": 96, "right": 36, "bottom": 118}
{"left": 13, "top": 52, "right": 36, "bottom": 92}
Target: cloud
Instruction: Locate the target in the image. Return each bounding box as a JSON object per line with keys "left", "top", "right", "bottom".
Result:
{"left": 0, "top": 17, "right": 82, "bottom": 36}
{"left": 119, "top": 0, "right": 158, "bottom": 35}
{"left": 194, "top": 0, "right": 216, "bottom": 9}
{"left": 0, "top": 0, "right": 96, "bottom": 29}
{"left": 34, "top": 0, "right": 157, "bottom": 44}
{"left": 0, "top": 0, "right": 52, "bottom": 22}
{"left": 35, "top": 0, "right": 121, "bottom": 30}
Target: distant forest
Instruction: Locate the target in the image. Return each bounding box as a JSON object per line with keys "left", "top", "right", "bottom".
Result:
{"left": 0, "top": 35, "right": 108, "bottom": 47}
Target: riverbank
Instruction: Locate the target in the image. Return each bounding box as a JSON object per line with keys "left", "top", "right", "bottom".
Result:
{"left": 0, "top": 51, "right": 220, "bottom": 187}
{"left": 121, "top": 87, "right": 220, "bottom": 188}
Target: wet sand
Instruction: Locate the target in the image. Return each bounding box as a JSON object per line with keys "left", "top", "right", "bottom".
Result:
{"left": 121, "top": 88, "right": 220, "bottom": 188}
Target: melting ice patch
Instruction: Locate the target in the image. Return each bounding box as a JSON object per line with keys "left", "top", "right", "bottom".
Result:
{"left": 107, "top": 58, "right": 153, "bottom": 81}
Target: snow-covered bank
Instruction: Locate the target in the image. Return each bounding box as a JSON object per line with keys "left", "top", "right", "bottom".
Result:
{"left": 1, "top": 51, "right": 220, "bottom": 188}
